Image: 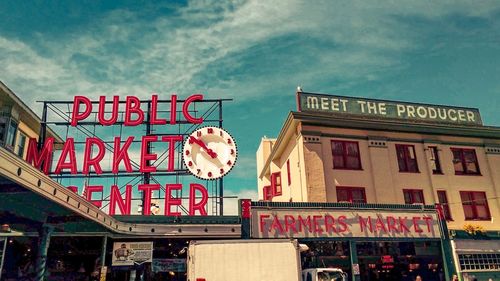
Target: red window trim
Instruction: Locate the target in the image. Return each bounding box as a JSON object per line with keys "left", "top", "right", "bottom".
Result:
{"left": 403, "top": 189, "right": 425, "bottom": 204}
{"left": 271, "top": 172, "right": 282, "bottom": 196}
{"left": 437, "top": 190, "right": 452, "bottom": 221}
{"left": 263, "top": 185, "right": 272, "bottom": 201}
{"left": 451, "top": 148, "right": 481, "bottom": 176}
{"left": 331, "top": 140, "right": 362, "bottom": 170}
{"left": 286, "top": 159, "right": 291, "bottom": 186}
{"left": 429, "top": 146, "right": 443, "bottom": 175}
{"left": 396, "top": 144, "right": 420, "bottom": 173}
{"left": 336, "top": 186, "right": 367, "bottom": 204}
{"left": 460, "top": 191, "right": 491, "bottom": 221}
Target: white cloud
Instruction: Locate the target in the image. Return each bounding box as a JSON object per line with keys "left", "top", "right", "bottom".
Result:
{"left": 223, "top": 188, "right": 258, "bottom": 215}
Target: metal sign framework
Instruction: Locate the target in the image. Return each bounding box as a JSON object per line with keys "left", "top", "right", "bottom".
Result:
{"left": 37, "top": 97, "right": 232, "bottom": 216}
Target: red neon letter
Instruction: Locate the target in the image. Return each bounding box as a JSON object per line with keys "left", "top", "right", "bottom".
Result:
{"left": 150, "top": 94, "right": 166, "bottom": 125}
{"left": 112, "top": 136, "right": 133, "bottom": 173}
{"left": 259, "top": 214, "right": 270, "bottom": 233}
{"left": 26, "top": 137, "right": 54, "bottom": 174}
{"left": 189, "top": 183, "right": 208, "bottom": 216}
{"left": 284, "top": 215, "right": 297, "bottom": 233}
{"left": 324, "top": 215, "right": 336, "bottom": 233}
{"left": 182, "top": 94, "right": 203, "bottom": 124}
{"left": 162, "top": 135, "right": 183, "bottom": 171}
{"left": 124, "top": 96, "right": 144, "bottom": 126}
{"left": 165, "top": 184, "right": 182, "bottom": 216}
{"left": 170, "top": 94, "right": 177, "bottom": 125}
{"left": 138, "top": 184, "right": 160, "bottom": 215}
{"left": 140, "top": 136, "right": 157, "bottom": 173}
{"left": 423, "top": 216, "right": 433, "bottom": 232}
{"left": 85, "top": 185, "right": 103, "bottom": 208}
{"left": 337, "top": 215, "right": 348, "bottom": 232}
{"left": 109, "top": 185, "right": 132, "bottom": 215}
{"left": 83, "top": 137, "right": 105, "bottom": 174}
{"left": 359, "top": 216, "right": 373, "bottom": 232}
{"left": 413, "top": 216, "right": 423, "bottom": 233}
{"left": 55, "top": 138, "right": 77, "bottom": 174}
{"left": 71, "top": 96, "right": 92, "bottom": 126}
{"left": 98, "top": 96, "right": 119, "bottom": 126}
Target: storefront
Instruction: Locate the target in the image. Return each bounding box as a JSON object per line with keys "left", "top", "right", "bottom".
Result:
{"left": 450, "top": 232, "right": 500, "bottom": 281}
{"left": 243, "top": 201, "right": 454, "bottom": 281}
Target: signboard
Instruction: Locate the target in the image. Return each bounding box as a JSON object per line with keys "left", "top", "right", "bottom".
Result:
{"left": 352, "top": 264, "right": 360, "bottom": 275}
{"left": 251, "top": 208, "right": 440, "bottom": 239}
{"left": 27, "top": 95, "right": 237, "bottom": 216}
{"left": 112, "top": 242, "right": 153, "bottom": 266}
{"left": 99, "top": 266, "right": 107, "bottom": 281}
{"left": 152, "top": 259, "right": 186, "bottom": 273}
{"left": 298, "top": 92, "right": 483, "bottom": 126}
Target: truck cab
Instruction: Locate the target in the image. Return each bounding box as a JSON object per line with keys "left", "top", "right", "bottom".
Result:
{"left": 302, "top": 268, "right": 348, "bottom": 281}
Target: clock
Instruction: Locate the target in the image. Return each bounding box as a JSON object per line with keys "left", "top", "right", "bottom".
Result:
{"left": 182, "top": 126, "right": 237, "bottom": 180}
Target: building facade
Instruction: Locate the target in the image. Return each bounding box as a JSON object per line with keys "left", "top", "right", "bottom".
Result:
{"left": 256, "top": 91, "right": 500, "bottom": 281}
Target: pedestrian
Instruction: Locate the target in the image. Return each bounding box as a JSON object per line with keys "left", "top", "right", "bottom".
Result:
{"left": 415, "top": 275, "right": 423, "bottom": 281}
{"left": 452, "top": 274, "right": 459, "bottom": 281}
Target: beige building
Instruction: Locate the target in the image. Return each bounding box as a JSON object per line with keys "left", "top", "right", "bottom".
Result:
{"left": 257, "top": 90, "right": 500, "bottom": 279}
{"left": 0, "top": 81, "right": 62, "bottom": 157}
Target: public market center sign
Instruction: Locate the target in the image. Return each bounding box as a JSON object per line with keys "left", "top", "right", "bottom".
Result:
{"left": 298, "top": 92, "right": 483, "bottom": 126}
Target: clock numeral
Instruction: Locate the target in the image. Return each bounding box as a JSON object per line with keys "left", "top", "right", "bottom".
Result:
{"left": 197, "top": 169, "right": 201, "bottom": 174}
{"left": 220, "top": 168, "right": 224, "bottom": 174}
{"left": 227, "top": 138, "right": 232, "bottom": 144}
{"left": 207, "top": 128, "right": 214, "bottom": 134}
{"left": 208, "top": 172, "right": 212, "bottom": 178}
{"left": 197, "top": 131, "right": 202, "bottom": 137}
{"left": 227, "top": 160, "right": 232, "bottom": 166}
{"left": 219, "top": 130, "right": 224, "bottom": 137}
{"left": 231, "top": 149, "right": 235, "bottom": 155}
{"left": 188, "top": 161, "right": 193, "bottom": 167}
{"left": 185, "top": 150, "right": 190, "bottom": 156}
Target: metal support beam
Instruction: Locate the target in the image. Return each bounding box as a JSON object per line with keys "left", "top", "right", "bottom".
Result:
{"left": 35, "top": 224, "right": 54, "bottom": 281}
{"left": 349, "top": 241, "right": 360, "bottom": 281}
{"left": 100, "top": 235, "right": 107, "bottom": 267}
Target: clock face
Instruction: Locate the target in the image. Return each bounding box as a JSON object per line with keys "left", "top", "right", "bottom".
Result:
{"left": 182, "top": 127, "right": 237, "bottom": 180}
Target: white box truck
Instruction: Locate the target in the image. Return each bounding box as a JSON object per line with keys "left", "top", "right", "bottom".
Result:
{"left": 187, "top": 239, "right": 302, "bottom": 281}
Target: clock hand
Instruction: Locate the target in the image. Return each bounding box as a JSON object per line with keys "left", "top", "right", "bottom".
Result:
{"left": 189, "top": 136, "right": 218, "bottom": 158}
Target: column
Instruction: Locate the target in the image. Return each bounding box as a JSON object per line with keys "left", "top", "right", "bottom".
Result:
{"left": 35, "top": 224, "right": 54, "bottom": 281}
{"left": 349, "top": 241, "right": 360, "bottom": 281}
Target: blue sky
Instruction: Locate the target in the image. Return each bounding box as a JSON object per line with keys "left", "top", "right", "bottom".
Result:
{"left": 1, "top": 0, "right": 500, "bottom": 213}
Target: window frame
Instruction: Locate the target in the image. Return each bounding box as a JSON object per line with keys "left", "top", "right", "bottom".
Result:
{"left": 460, "top": 191, "right": 491, "bottom": 221}
{"left": 336, "top": 186, "right": 367, "bottom": 204}
{"left": 286, "top": 159, "right": 291, "bottom": 186}
{"left": 263, "top": 185, "right": 272, "bottom": 201}
{"left": 271, "top": 172, "right": 282, "bottom": 196}
{"left": 5, "top": 119, "right": 18, "bottom": 150}
{"left": 395, "top": 144, "right": 419, "bottom": 173}
{"left": 429, "top": 146, "right": 443, "bottom": 174}
{"left": 331, "top": 140, "right": 362, "bottom": 170}
{"left": 437, "top": 190, "right": 452, "bottom": 221}
{"left": 16, "top": 131, "right": 27, "bottom": 158}
{"left": 403, "top": 189, "right": 425, "bottom": 204}
{"left": 451, "top": 148, "right": 481, "bottom": 176}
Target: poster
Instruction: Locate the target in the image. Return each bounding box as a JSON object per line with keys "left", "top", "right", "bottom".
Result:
{"left": 152, "top": 259, "right": 186, "bottom": 273}
{"left": 112, "top": 242, "right": 153, "bottom": 266}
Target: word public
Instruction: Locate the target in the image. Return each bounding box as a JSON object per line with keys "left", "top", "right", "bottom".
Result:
{"left": 26, "top": 94, "right": 210, "bottom": 216}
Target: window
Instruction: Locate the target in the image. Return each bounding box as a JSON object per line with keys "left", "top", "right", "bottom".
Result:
{"left": 336, "top": 187, "right": 367, "bottom": 203}
{"left": 5, "top": 119, "right": 18, "bottom": 149}
{"left": 451, "top": 148, "right": 480, "bottom": 175}
{"left": 437, "top": 190, "right": 452, "bottom": 220}
{"left": 429, "top": 146, "right": 442, "bottom": 174}
{"left": 286, "top": 159, "right": 291, "bottom": 186}
{"left": 396, "top": 144, "right": 419, "bottom": 172}
{"left": 331, "top": 140, "right": 361, "bottom": 170}
{"left": 16, "top": 132, "right": 27, "bottom": 158}
{"left": 271, "top": 172, "right": 282, "bottom": 196}
{"left": 403, "top": 189, "right": 425, "bottom": 204}
{"left": 263, "top": 185, "right": 272, "bottom": 201}
{"left": 460, "top": 191, "right": 490, "bottom": 220}
{"left": 459, "top": 253, "right": 500, "bottom": 271}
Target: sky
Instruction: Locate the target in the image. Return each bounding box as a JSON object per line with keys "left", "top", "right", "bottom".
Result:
{"left": 1, "top": 0, "right": 500, "bottom": 214}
